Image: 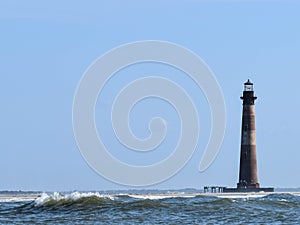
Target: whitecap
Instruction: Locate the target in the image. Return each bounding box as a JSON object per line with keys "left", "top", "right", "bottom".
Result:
{"left": 34, "top": 192, "right": 114, "bottom": 206}
{"left": 216, "top": 193, "right": 268, "bottom": 199}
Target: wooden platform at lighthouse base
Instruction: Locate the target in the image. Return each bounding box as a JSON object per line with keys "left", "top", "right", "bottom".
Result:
{"left": 223, "top": 187, "right": 274, "bottom": 193}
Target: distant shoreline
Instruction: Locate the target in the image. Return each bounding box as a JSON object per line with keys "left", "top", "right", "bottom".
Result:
{"left": 1, "top": 187, "right": 299, "bottom": 194}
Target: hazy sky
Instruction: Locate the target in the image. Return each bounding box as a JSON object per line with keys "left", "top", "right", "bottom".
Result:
{"left": 1, "top": 0, "right": 300, "bottom": 191}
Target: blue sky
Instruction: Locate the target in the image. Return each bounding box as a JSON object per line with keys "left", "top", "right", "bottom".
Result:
{"left": 1, "top": 0, "right": 300, "bottom": 191}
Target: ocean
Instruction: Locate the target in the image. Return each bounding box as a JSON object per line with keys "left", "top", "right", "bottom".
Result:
{"left": 0, "top": 190, "right": 299, "bottom": 224}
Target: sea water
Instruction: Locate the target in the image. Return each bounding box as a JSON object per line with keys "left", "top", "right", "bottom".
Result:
{"left": 0, "top": 190, "right": 299, "bottom": 224}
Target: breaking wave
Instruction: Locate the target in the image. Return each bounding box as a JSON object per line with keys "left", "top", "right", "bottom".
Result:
{"left": 33, "top": 192, "right": 115, "bottom": 207}
{"left": 29, "top": 191, "right": 300, "bottom": 207}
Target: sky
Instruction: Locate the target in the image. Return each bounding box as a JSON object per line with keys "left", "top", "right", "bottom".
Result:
{"left": 1, "top": 0, "right": 300, "bottom": 191}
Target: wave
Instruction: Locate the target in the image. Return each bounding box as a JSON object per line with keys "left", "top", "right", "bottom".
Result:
{"left": 34, "top": 192, "right": 115, "bottom": 207}
{"left": 32, "top": 192, "right": 202, "bottom": 208}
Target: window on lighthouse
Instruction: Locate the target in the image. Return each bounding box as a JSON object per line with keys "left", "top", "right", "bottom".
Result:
{"left": 244, "top": 80, "right": 253, "bottom": 91}
{"left": 244, "top": 84, "right": 253, "bottom": 91}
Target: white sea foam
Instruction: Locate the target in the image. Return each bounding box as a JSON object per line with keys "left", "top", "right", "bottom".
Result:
{"left": 216, "top": 193, "right": 268, "bottom": 199}
{"left": 0, "top": 193, "right": 39, "bottom": 203}
{"left": 0, "top": 197, "right": 36, "bottom": 203}
{"left": 215, "top": 192, "right": 300, "bottom": 199}
{"left": 128, "top": 193, "right": 197, "bottom": 200}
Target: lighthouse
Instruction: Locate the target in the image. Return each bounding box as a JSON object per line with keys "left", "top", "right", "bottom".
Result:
{"left": 222, "top": 80, "right": 274, "bottom": 193}
{"left": 237, "top": 79, "right": 259, "bottom": 189}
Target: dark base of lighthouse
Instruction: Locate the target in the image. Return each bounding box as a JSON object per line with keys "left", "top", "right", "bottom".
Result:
{"left": 203, "top": 186, "right": 274, "bottom": 193}
{"left": 223, "top": 187, "right": 274, "bottom": 193}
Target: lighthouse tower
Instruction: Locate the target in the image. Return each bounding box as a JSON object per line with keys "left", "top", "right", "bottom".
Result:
{"left": 237, "top": 79, "right": 259, "bottom": 189}
{"left": 210, "top": 79, "right": 274, "bottom": 193}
